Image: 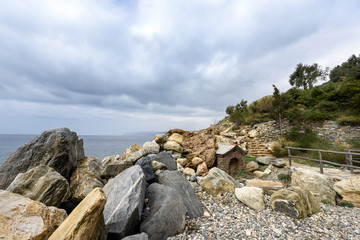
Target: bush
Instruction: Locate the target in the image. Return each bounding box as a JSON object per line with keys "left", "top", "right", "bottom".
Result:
{"left": 271, "top": 140, "right": 288, "bottom": 157}
{"left": 337, "top": 115, "right": 360, "bottom": 126}
{"left": 337, "top": 201, "right": 355, "bottom": 208}
{"left": 278, "top": 173, "right": 291, "bottom": 182}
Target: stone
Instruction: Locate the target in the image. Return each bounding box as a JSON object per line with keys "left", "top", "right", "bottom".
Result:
{"left": 101, "top": 154, "right": 122, "bottom": 167}
{"left": 253, "top": 171, "right": 265, "bottom": 178}
{"left": 123, "top": 144, "right": 142, "bottom": 159}
{"left": 246, "top": 179, "right": 284, "bottom": 195}
{"left": 163, "top": 141, "right": 183, "bottom": 153}
{"left": 148, "top": 152, "right": 177, "bottom": 171}
{"left": 136, "top": 156, "right": 155, "bottom": 183}
{"left": 125, "top": 141, "right": 160, "bottom": 164}
{"left": 185, "top": 152, "right": 200, "bottom": 161}
{"left": 235, "top": 187, "right": 265, "bottom": 210}
{"left": 189, "top": 175, "right": 198, "bottom": 182}
{"left": 123, "top": 232, "right": 149, "bottom": 240}
{"left": 333, "top": 176, "right": 360, "bottom": 207}
{"left": 256, "top": 156, "right": 274, "bottom": 165}
{"left": 0, "top": 128, "right": 84, "bottom": 189}
{"left": 291, "top": 168, "right": 336, "bottom": 205}
{"left": 271, "top": 159, "right": 286, "bottom": 168}
{"left": 196, "top": 162, "right": 208, "bottom": 176}
{"left": 168, "top": 133, "right": 184, "bottom": 145}
{"left": 245, "top": 161, "right": 259, "bottom": 172}
{"left": 140, "top": 183, "right": 186, "bottom": 240}
{"left": 7, "top": 165, "right": 70, "bottom": 207}
{"left": 103, "top": 165, "right": 146, "bottom": 239}
{"left": 183, "top": 167, "right": 196, "bottom": 177}
{"left": 0, "top": 190, "right": 67, "bottom": 240}
{"left": 151, "top": 160, "right": 167, "bottom": 171}
{"left": 101, "top": 161, "right": 132, "bottom": 179}
{"left": 270, "top": 186, "right": 320, "bottom": 218}
{"left": 177, "top": 164, "right": 184, "bottom": 172}
{"left": 48, "top": 187, "right": 107, "bottom": 240}
{"left": 248, "top": 129, "right": 259, "bottom": 138}
{"left": 157, "top": 170, "right": 204, "bottom": 218}
{"left": 154, "top": 134, "right": 168, "bottom": 144}
{"left": 199, "top": 167, "right": 240, "bottom": 196}
{"left": 191, "top": 157, "right": 204, "bottom": 167}
{"left": 176, "top": 158, "right": 189, "bottom": 167}
{"left": 263, "top": 167, "right": 272, "bottom": 175}
{"left": 70, "top": 157, "right": 104, "bottom": 203}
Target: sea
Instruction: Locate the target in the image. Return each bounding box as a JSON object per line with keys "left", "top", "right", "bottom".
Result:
{"left": 0, "top": 134, "right": 154, "bottom": 165}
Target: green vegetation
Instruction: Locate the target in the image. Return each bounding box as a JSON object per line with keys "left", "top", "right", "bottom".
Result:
{"left": 277, "top": 173, "right": 291, "bottom": 182}
{"left": 225, "top": 54, "right": 360, "bottom": 128}
{"left": 337, "top": 201, "right": 355, "bottom": 208}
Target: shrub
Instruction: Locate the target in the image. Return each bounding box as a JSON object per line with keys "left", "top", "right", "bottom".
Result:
{"left": 271, "top": 140, "right": 288, "bottom": 157}
{"left": 278, "top": 173, "right": 291, "bottom": 182}
{"left": 337, "top": 201, "right": 355, "bottom": 208}
{"left": 337, "top": 115, "right": 360, "bottom": 126}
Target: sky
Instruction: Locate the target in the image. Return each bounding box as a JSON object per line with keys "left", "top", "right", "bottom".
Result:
{"left": 0, "top": 0, "right": 359, "bottom": 135}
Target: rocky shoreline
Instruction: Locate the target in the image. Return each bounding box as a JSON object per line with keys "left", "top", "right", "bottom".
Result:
{"left": 0, "top": 127, "right": 359, "bottom": 239}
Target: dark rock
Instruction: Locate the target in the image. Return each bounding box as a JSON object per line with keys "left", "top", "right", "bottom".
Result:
{"left": 148, "top": 152, "right": 177, "bottom": 171}
{"left": 136, "top": 156, "right": 155, "bottom": 183}
{"left": 0, "top": 128, "right": 84, "bottom": 189}
{"left": 122, "top": 232, "right": 149, "bottom": 240}
{"left": 103, "top": 165, "right": 146, "bottom": 239}
{"left": 140, "top": 183, "right": 186, "bottom": 240}
{"left": 101, "top": 161, "right": 132, "bottom": 179}
{"left": 157, "top": 170, "right": 203, "bottom": 218}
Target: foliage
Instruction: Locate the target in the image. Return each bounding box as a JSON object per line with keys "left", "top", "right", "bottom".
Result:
{"left": 289, "top": 63, "right": 328, "bottom": 89}
{"left": 337, "top": 201, "right": 355, "bottom": 208}
{"left": 245, "top": 155, "right": 257, "bottom": 163}
{"left": 330, "top": 54, "right": 360, "bottom": 82}
{"left": 278, "top": 173, "right": 291, "bottom": 182}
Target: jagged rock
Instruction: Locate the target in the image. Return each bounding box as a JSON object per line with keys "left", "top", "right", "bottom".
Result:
{"left": 183, "top": 167, "right": 196, "bottom": 177}
{"left": 123, "top": 144, "right": 142, "bottom": 159}
{"left": 70, "top": 157, "right": 104, "bottom": 203}
{"left": 7, "top": 165, "right": 70, "bottom": 207}
{"left": 157, "top": 170, "right": 203, "bottom": 218}
{"left": 247, "top": 179, "right": 284, "bottom": 195}
{"left": 163, "top": 141, "right": 183, "bottom": 153}
{"left": 0, "top": 190, "right": 67, "bottom": 239}
{"left": 271, "top": 159, "right": 286, "bottom": 168}
{"left": 176, "top": 158, "right": 189, "bottom": 167}
{"left": 125, "top": 141, "right": 160, "bottom": 164}
{"left": 168, "top": 133, "right": 184, "bottom": 145}
{"left": 235, "top": 187, "right": 265, "bottom": 210}
{"left": 123, "top": 232, "right": 149, "bottom": 240}
{"left": 291, "top": 168, "right": 336, "bottom": 205}
{"left": 245, "top": 161, "right": 259, "bottom": 172}
{"left": 140, "top": 183, "right": 186, "bottom": 240}
{"left": 248, "top": 129, "right": 259, "bottom": 138}
{"left": 196, "top": 162, "right": 208, "bottom": 176}
{"left": 102, "top": 155, "right": 122, "bottom": 170}
{"left": 0, "top": 128, "right": 84, "bottom": 189}
{"left": 101, "top": 161, "right": 132, "bottom": 179}
{"left": 154, "top": 134, "right": 168, "bottom": 144}
{"left": 270, "top": 186, "right": 320, "bottom": 218}
{"left": 151, "top": 161, "right": 167, "bottom": 172}
{"left": 333, "top": 176, "right": 360, "bottom": 207}
{"left": 103, "top": 166, "right": 146, "bottom": 239}
{"left": 148, "top": 152, "right": 177, "bottom": 171}
{"left": 49, "top": 187, "right": 107, "bottom": 240}
{"left": 199, "top": 167, "right": 240, "bottom": 196}
{"left": 136, "top": 156, "right": 155, "bottom": 183}
{"left": 256, "top": 156, "right": 274, "bottom": 165}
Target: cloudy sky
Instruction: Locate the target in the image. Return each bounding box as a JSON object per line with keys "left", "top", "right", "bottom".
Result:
{"left": 0, "top": 0, "right": 359, "bottom": 135}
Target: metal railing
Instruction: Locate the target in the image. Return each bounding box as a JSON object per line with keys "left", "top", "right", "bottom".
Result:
{"left": 286, "top": 147, "right": 360, "bottom": 174}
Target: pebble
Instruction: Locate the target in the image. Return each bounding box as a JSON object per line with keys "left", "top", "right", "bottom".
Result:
{"left": 169, "top": 185, "right": 360, "bottom": 240}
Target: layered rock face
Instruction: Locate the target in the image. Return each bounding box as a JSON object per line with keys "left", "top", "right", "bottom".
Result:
{"left": 0, "top": 128, "right": 84, "bottom": 189}
{"left": 6, "top": 165, "right": 70, "bottom": 207}
{"left": 0, "top": 190, "right": 67, "bottom": 240}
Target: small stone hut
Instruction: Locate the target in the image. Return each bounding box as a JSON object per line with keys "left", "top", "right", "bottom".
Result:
{"left": 216, "top": 142, "right": 247, "bottom": 177}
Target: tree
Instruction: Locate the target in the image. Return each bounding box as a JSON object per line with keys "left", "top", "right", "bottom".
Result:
{"left": 289, "top": 63, "right": 328, "bottom": 89}
{"left": 226, "top": 106, "right": 235, "bottom": 115}
{"left": 330, "top": 54, "right": 360, "bottom": 82}
{"left": 272, "top": 85, "right": 283, "bottom": 136}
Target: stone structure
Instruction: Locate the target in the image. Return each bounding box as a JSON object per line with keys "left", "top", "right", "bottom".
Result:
{"left": 216, "top": 143, "right": 246, "bottom": 177}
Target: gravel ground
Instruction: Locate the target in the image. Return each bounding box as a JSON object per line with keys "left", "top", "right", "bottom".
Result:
{"left": 169, "top": 184, "right": 360, "bottom": 240}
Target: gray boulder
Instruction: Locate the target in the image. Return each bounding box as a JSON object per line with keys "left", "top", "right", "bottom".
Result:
{"left": 125, "top": 141, "right": 160, "bottom": 164}
{"left": 136, "top": 156, "right": 155, "bottom": 183}
{"left": 122, "top": 232, "right": 149, "bottom": 240}
{"left": 140, "top": 183, "right": 186, "bottom": 240}
{"left": 256, "top": 156, "right": 274, "bottom": 165}
{"left": 103, "top": 165, "right": 146, "bottom": 239}
{"left": 101, "top": 161, "right": 132, "bottom": 179}
{"left": 0, "top": 128, "right": 84, "bottom": 189}
{"left": 6, "top": 165, "right": 70, "bottom": 207}
{"left": 148, "top": 152, "right": 177, "bottom": 171}
{"left": 157, "top": 170, "right": 203, "bottom": 218}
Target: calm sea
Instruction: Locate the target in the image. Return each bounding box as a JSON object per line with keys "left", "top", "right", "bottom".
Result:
{"left": 0, "top": 134, "right": 154, "bottom": 165}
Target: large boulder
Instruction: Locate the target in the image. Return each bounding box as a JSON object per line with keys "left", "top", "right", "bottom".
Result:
{"left": 291, "top": 168, "right": 336, "bottom": 205}
{"left": 136, "top": 156, "right": 155, "bottom": 183}
{"left": 235, "top": 187, "right": 265, "bottom": 211}
{"left": 256, "top": 156, "right": 274, "bottom": 165}
{"left": 163, "top": 141, "right": 184, "bottom": 153}
{"left": 333, "top": 176, "right": 360, "bottom": 208}
{"left": 156, "top": 170, "right": 203, "bottom": 218}
{"left": 199, "top": 167, "right": 240, "bottom": 196}
{"left": 140, "top": 183, "right": 186, "bottom": 240}
{"left": 123, "top": 232, "right": 149, "bottom": 240}
{"left": 70, "top": 157, "right": 104, "bottom": 203}
{"left": 245, "top": 161, "right": 259, "bottom": 172}
{"left": 103, "top": 165, "right": 146, "bottom": 239}
{"left": 48, "top": 187, "right": 107, "bottom": 240}
{"left": 125, "top": 141, "right": 160, "bottom": 164}
{"left": 154, "top": 134, "right": 168, "bottom": 144}
{"left": 0, "top": 128, "right": 84, "bottom": 189}
{"left": 101, "top": 161, "right": 132, "bottom": 179}
{"left": 168, "top": 133, "right": 184, "bottom": 145}
{"left": 102, "top": 154, "right": 122, "bottom": 168}
{"left": 148, "top": 152, "right": 177, "bottom": 171}
{"left": 0, "top": 190, "right": 67, "bottom": 239}
{"left": 6, "top": 165, "right": 70, "bottom": 207}
{"left": 270, "top": 186, "right": 320, "bottom": 218}
{"left": 247, "top": 179, "right": 284, "bottom": 195}
{"left": 123, "top": 144, "right": 142, "bottom": 159}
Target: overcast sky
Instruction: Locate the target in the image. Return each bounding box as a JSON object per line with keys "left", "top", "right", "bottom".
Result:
{"left": 0, "top": 0, "right": 359, "bottom": 135}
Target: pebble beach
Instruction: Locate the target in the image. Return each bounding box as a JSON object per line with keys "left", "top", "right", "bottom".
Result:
{"left": 170, "top": 185, "right": 360, "bottom": 240}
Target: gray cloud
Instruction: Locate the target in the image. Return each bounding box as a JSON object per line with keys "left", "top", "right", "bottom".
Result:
{"left": 1, "top": 0, "right": 360, "bottom": 134}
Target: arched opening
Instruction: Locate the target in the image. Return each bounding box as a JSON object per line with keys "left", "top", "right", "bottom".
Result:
{"left": 228, "top": 157, "right": 240, "bottom": 177}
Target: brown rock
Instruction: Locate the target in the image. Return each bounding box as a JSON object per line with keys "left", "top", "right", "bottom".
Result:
{"left": 49, "top": 187, "right": 107, "bottom": 240}
{"left": 123, "top": 144, "right": 142, "bottom": 159}
{"left": 196, "top": 162, "right": 208, "bottom": 176}
{"left": 166, "top": 129, "right": 187, "bottom": 136}
{"left": 245, "top": 161, "right": 259, "bottom": 172}
{"left": 199, "top": 167, "right": 239, "bottom": 196}
{"left": 168, "top": 133, "right": 184, "bottom": 145}
{"left": 0, "top": 190, "right": 67, "bottom": 240}
{"left": 247, "top": 179, "right": 284, "bottom": 195}
{"left": 176, "top": 158, "right": 189, "bottom": 167}
{"left": 333, "top": 176, "right": 360, "bottom": 207}
{"left": 163, "top": 141, "right": 184, "bottom": 153}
